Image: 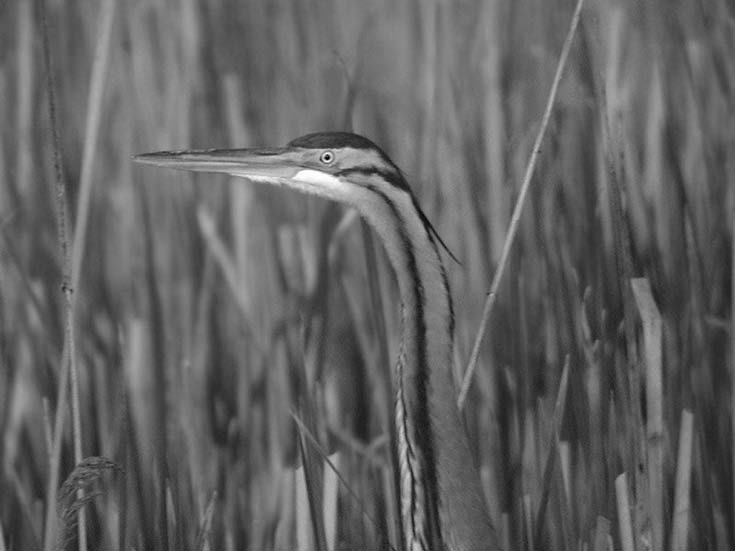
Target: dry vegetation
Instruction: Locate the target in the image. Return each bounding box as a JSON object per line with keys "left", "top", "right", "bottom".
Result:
{"left": 0, "top": 1, "right": 733, "bottom": 550}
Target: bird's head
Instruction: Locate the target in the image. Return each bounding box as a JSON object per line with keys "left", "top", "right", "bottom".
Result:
{"left": 134, "top": 131, "right": 411, "bottom": 209}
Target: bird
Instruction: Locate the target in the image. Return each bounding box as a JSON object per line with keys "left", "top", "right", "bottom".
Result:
{"left": 135, "top": 131, "right": 502, "bottom": 551}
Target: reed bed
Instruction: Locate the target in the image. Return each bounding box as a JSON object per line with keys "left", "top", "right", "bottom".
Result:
{"left": 0, "top": 1, "right": 733, "bottom": 550}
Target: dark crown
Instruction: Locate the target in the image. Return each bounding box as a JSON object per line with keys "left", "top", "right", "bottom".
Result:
{"left": 288, "top": 131, "right": 381, "bottom": 151}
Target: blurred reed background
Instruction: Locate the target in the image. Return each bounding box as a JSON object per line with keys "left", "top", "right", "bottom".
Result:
{"left": 0, "top": 0, "right": 733, "bottom": 550}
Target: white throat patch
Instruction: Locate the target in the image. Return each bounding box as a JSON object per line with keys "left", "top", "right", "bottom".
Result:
{"left": 293, "top": 169, "right": 342, "bottom": 190}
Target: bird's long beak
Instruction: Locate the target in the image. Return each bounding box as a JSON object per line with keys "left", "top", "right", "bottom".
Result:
{"left": 133, "top": 147, "right": 303, "bottom": 182}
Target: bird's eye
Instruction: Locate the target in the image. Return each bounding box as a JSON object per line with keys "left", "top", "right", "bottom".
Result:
{"left": 320, "top": 150, "right": 335, "bottom": 164}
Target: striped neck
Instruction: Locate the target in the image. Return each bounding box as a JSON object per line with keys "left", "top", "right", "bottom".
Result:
{"left": 357, "top": 182, "right": 501, "bottom": 551}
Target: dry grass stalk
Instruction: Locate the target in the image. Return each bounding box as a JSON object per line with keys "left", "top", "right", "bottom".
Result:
{"left": 322, "top": 452, "right": 340, "bottom": 551}
{"left": 631, "top": 277, "right": 664, "bottom": 551}
{"left": 615, "top": 473, "right": 634, "bottom": 551}
{"left": 670, "top": 409, "right": 693, "bottom": 551}
{"left": 458, "top": 0, "right": 586, "bottom": 409}
{"left": 295, "top": 461, "right": 313, "bottom": 551}
{"left": 534, "top": 357, "right": 570, "bottom": 544}
{"left": 38, "top": 1, "right": 77, "bottom": 548}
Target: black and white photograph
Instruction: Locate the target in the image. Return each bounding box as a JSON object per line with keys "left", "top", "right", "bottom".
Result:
{"left": 0, "top": 1, "right": 733, "bottom": 550}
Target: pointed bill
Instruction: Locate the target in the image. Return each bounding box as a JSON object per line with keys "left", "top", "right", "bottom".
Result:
{"left": 133, "top": 148, "right": 303, "bottom": 183}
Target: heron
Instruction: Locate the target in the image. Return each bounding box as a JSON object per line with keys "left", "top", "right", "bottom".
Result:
{"left": 135, "top": 131, "right": 502, "bottom": 551}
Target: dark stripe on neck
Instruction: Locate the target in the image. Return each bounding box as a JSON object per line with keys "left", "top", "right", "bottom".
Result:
{"left": 366, "top": 184, "right": 443, "bottom": 549}
{"left": 344, "top": 166, "right": 459, "bottom": 265}
{"left": 336, "top": 167, "right": 411, "bottom": 192}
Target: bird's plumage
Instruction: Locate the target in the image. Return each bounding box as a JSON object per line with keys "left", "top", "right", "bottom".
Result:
{"left": 135, "top": 131, "right": 502, "bottom": 551}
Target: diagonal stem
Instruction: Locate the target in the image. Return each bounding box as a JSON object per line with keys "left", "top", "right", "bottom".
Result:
{"left": 458, "top": 0, "right": 586, "bottom": 409}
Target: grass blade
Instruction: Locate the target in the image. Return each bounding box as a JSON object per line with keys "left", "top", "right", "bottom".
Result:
{"left": 615, "top": 473, "right": 634, "bottom": 551}
{"left": 670, "top": 409, "right": 693, "bottom": 551}
{"left": 631, "top": 277, "right": 664, "bottom": 551}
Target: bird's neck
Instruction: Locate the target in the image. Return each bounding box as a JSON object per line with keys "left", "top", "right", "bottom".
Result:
{"left": 366, "top": 191, "right": 500, "bottom": 551}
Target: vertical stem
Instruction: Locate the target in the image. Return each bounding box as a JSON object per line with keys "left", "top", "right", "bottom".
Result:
{"left": 39, "top": 1, "right": 78, "bottom": 549}
{"left": 670, "top": 409, "right": 693, "bottom": 551}
{"left": 731, "top": 207, "right": 735, "bottom": 546}
{"left": 67, "top": 3, "right": 117, "bottom": 544}
{"left": 632, "top": 278, "right": 664, "bottom": 551}
{"left": 615, "top": 473, "right": 635, "bottom": 551}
